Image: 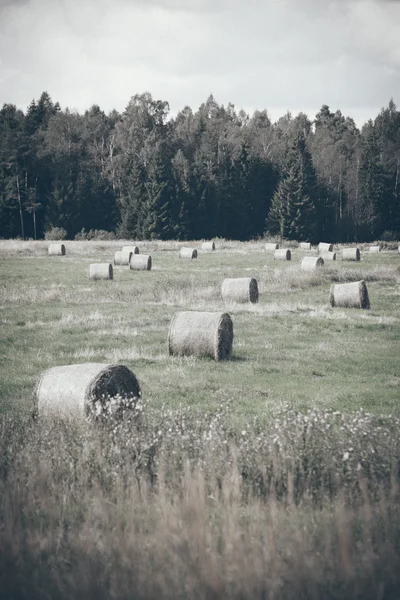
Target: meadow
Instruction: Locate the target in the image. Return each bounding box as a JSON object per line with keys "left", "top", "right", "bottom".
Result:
{"left": 1, "top": 238, "right": 400, "bottom": 599}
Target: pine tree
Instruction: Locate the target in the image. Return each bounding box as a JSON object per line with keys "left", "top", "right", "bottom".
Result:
{"left": 267, "top": 132, "right": 318, "bottom": 241}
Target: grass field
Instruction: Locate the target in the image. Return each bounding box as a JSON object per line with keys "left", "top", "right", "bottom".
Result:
{"left": 1, "top": 238, "right": 400, "bottom": 599}
{"left": 1, "top": 239, "right": 399, "bottom": 419}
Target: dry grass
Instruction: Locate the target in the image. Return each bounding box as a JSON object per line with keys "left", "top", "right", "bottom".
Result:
{"left": 1, "top": 406, "right": 400, "bottom": 599}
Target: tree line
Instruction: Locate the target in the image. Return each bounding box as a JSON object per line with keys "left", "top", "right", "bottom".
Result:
{"left": 1, "top": 91, "right": 399, "bottom": 242}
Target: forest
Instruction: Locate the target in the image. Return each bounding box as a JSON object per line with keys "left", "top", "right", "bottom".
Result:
{"left": 0, "top": 91, "right": 399, "bottom": 242}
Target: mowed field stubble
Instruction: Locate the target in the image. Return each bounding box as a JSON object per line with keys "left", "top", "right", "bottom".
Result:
{"left": 0, "top": 238, "right": 399, "bottom": 418}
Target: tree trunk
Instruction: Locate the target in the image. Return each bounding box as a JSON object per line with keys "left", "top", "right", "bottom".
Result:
{"left": 16, "top": 175, "right": 25, "bottom": 240}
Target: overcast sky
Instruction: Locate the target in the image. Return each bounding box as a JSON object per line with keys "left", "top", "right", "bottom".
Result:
{"left": 0, "top": 0, "right": 399, "bottom": 126}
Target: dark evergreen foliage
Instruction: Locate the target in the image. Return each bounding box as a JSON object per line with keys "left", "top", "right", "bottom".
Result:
{"left": 0, "top": 92, "right": 399, "bottom": 241}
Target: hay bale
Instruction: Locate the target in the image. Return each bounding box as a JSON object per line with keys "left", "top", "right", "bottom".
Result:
{"left": 179, "top": 247, "right": 198, "bottom": 259}
{"left": 122, "top": 245, "right": 139, "bottom": 254}
{"left": 318, "top": 242, "right": 333, "bottom": 252}
{"left": 265, "top": 242, "right": 279, "bottom": 251}
{"left": 201, "top": 241, "right": 216, "bottom": 251}
{"left": 369, "top": 245, "right": 381, "bottom": 253}
{"left": 114, "top": 250, "right": 132, "bottom": 266}
{"left": 300, "top": 242, "right": 311, "bottom": 250}
{"left": 320, "top": 251, "right": 336, "bottom": 261}
{"left": 329, "top": 280, "right": 370, "bottom": 309}
{"left": 342, "top": 247, "right": 360, "bottom": 261}
{"left": 130, "top": 254, "right": 152, "bottom": 270}
{"left": 168, "top": 311, "right": 233, "bottom": 361}
{"left": 274, "top": 248, "right": 291, "bottom": 261}
{"left": 89, "top": 263, "right": 113, "bottom": 280}
{"left": 34, "top": 363, "right": 141, "bottom": 419}
{"left": 300, "top": 256, "right": 324, "bottom": 271}
{"left": 48, "top": 243, "right": 66, "bottom": 256}
{"left": 221, "top": 277, "right": 258, "bottom": 303}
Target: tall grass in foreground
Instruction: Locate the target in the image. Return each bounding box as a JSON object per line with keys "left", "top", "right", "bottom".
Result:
{"left": 1, "top": 404, "right": 400, "bottom": 599}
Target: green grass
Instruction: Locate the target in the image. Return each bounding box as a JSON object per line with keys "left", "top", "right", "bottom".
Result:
{"left": 1, "top": 239, "right": 399, "bottom": 419}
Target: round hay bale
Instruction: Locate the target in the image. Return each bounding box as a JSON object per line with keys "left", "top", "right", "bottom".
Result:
{"left": 34, "top": 363, "right": 141, "bottom": 419}
{"left": 168, "top": 311, "right": 233, "bottom": 361}
{"left": 320, "top": 251, "right": 336, "bottom": 261}
{"left": 89, "top": 263, "right": 113, "bottom": 280}
{"left": 221, "top": 277, "right": 258, "bottom": 303}
{"left": 122, "top": 245, "right": 140, "bottom": 255}
{"left": 300, "top": 242, "right": 311, "bottom": 250}
{"left": 329, "top": 280, "right": 370, "bottom": 309}
{"left": 318, "top": 242, "right": 333, "bottom": 253}
{"left": 130, "top": 254, "right": 152, "bottom": 270}
{"left": 369, "top": 245, "right": 381, "bottom": 253}
{"left": 114, "top": 250, "right": 132, "bottom": 266}
{"left": 300, "top": 256, "right": 324, "bottom": 272}
{"left": 342, "top": 247, "right": 360, "bottom": 261}
{"left": 274, "top": 248, "right": 291, "bottom": 261}
{"left": 179, "top": 247, "right": 198, "bottom": 259}
{"left": 201, "top": 241, "right": 215, "bottom": 251}
{"left": 265, "top": 242, "right": 279, "bottom": 251}
{"left": 48, "top": 243, "right": 66, "bottom": 256}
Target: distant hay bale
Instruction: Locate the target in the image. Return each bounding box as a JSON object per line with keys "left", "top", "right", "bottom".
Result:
{"left": 34, "top": 363, "right": 141, "bottom": 419}
{"left": 274, "top": 248, "right": 291, "bottom": 261}
{"left": 122, "top": 245, "right": 139, "bottom": 255}
{"left": 48, "top": 243, "right": 66, "bottom": 256}
{"left": 318, "top": 242, "right": 333, "bottom": 252}
{"left": 329, "top": 280, "right": 370, "bottom": 309}
{"left": 369, "top": 245, "right": 381, "bottom": 253}
{"left": 300, "top": 242, "right": 311, "bottom": 250}
{"left": 201, "top": 241, "right": 216, "bottom": 251}
{"left": 130, "top": 254, "right": 152, "bottom": 270}
{"left": 114, "top": 250, "right": 132, "bottom": 266}
{"left": 89, "top": 263, "right": 113, "bottom": 280}
{"left": 221, "top": 277, "right": 258, "bottom": 303}
{"left": 265, "top": 242, "right": 279, "bottom": 251}
{"left": 168, "top": 311, "right": 233, "bottom": 361}
{"left": 320, "top": 251, "right": 336, "bottom": 261}
{"left": 300, "top": 256, "right": 324, "bottom": 271}
{"left": 179, "top": 247, "right": 198, "bottom": 259}
{"left": 342, "top": 247, "right": 360, "bottom": 261}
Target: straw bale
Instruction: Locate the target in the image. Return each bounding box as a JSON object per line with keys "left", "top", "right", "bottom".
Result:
{"left": 320, "top": 251, "right": 336, "bottom": 261}
{"left": 122, "top": 245, "right": 140, "bottom": 255}
{"left": 34, "top": 363, "right": 141, "bottom": 419}
{"left": 342, "top": 247, "right": 360, "bottom": 261}
{"left": 168, "top": 311, "right": 233, "bottom": 361}
{"left": 48, "top": 243, "right": 66, "bottom": 256}
{"left": 300, "top": 256, "right": 324, "bottom": 272}
{"left": 318, "top": 242, "right": 333, "bottom": 252}
{"left": 179, "top": 247, "right": 198, "bottom": 259}
{"left": 221, "top": 277, "right": 258, "bottom": 303}
{"left": 114, "top": 250, "right": 132, "bottom": 266}
{"left": 274, "top": 248, "right": 291, "bottom": 261}
{"left": 89, "top": 263, "right": 113, "bottom": 280}
{"left": 130, "top": 254, "right": 152, "bottom": 270}
{"left": 329, "top": 280, "right": 370, "bottom": 309}
{"left": 300, "top": 242, "right": 311, "bottom": 250}
{"left": 265, "top": 242, "right": 279, "bottom": 251}
{"left": 201, "top": 241, "right": 216, "bottom": 251}
{"left": 369, "top": 245, "right": 381, "bottom": 253}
